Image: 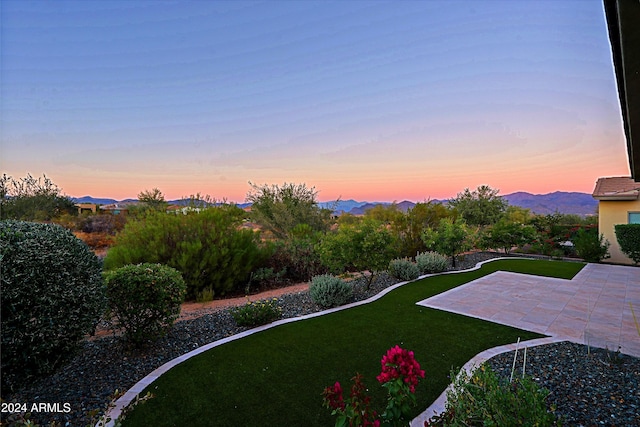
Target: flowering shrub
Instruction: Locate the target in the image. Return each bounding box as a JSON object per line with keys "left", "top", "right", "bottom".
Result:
{"left": 377, "top": 345, "right": 426, "bottom": 425}
{"left": 323, "top": 345, "right": 425, "bottom": 427}
{"left": 230, "top": 298, "right": 282, "bottom": 327}
{"left": 323, "top": 374, "right": 380, "bottom": 427}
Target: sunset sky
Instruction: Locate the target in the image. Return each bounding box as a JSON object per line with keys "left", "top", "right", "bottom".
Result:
{"left": 0, "top": 0, "right": 630, "bottom": 203}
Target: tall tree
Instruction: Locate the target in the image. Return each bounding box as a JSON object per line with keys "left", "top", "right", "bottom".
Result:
{"left": 246, "top": 182, "right": 333, "bottom": 240}
{"left": 138, "top": 188, "right": 168, "bottom": 211}
{"left": 481, "top": 218, "right": 536, "bottom": 254}
{"left": 421, "top": 218, "right": 472, "bottom": 267}
{"left": 448, "top": 185, "right": 507, "bottom": 227}
{"left": 401, "top": 201, "right": 452, "bottom": 257}
{"left": 319, "top": 218, "right": 396, "bottom": 288}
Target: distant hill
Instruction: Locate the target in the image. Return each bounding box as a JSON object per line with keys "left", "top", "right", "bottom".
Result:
{"left": 348, "top": 202, "right": 392, "bottom": 215}
{"left": 396, "top": 200, "right": 417, "bottom": 212}
{"left": 72, "top": 191, "right": 598, "bottom": 216}
{"left": 503, "top": 191, "right": 597, "bottom": 216}
{"left": 342, "top": 192, "right": 596, "bottom": 216}
{"left": 319, "top": 199, "right": 365, "bottom": 213}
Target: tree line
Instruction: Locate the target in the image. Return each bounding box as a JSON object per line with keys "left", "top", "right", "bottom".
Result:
{"left": 3, "top": 174, "right": 633, "bottom": 301}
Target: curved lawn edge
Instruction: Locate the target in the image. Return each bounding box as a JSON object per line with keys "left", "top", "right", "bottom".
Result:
{"left": 99, "top": 257, "right": 571, "bottom": 427}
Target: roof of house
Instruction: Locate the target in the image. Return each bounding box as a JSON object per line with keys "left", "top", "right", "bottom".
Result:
{"left": 592, "top": 176, "right": 640, "bottom": 200}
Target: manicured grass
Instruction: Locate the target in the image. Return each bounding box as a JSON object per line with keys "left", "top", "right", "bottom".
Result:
{"left": 121, "top": 259, "right": 584, "bottom": 426}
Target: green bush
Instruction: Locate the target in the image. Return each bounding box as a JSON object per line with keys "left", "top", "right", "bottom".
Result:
{"left": 481, "top": 220, "right": 537, "bottom": 254}
{"left": 267, "top": 232, "right": 327, "bottom": 282}
{"left": 416, "top": 251, "right": 449, "bottom": 274}
{"left": 105, "top": 263, "right": 186, "bottom": 345}
{"left": 319, "top": 218, "right": 397, "bottom": 288}
{"left": 230, "top": 298, "right": 282, "bottom": 327}
{"left": 309, "top": 274, "right": 353, "bottom": 308}
{"left": 245, "top": 267, "right": 288, "bottom": 295}
{"left": 422, "top": 218, "right": 472, "bottom": 268}
{"left": 388, "top": 258, "right": 420, "bottom": 281}
{"left": 428, "top": 364, "right": 559, "bottom": 426}
{"left": 80, "top": 213, "right": 127, "bottom": 234}
{"left": 614, "top": 224, "right": 640, "bottom": 264}
{"left": 573, "top": 228, "right": 610, "bottom": 262}
{"left": 246, "top": 182, "right": 333, "bottom": 240}
{"left": 104, "top": 206, "right": 266, "bottom": 299}
{"left": 0, "top": 173, "right": 76, "bottom": 221}
{"left": 0, "top": 220, "right": 105, "bottom": 392}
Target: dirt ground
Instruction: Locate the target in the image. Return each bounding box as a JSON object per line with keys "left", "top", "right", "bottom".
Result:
{"left": 91, "top": 282, "right": 310, "bottom": 340}
{"left": 177, "top": 282, "right": 310, "bottom": 321}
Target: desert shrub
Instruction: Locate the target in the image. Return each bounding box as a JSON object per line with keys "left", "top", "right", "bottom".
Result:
{"left": 245, "top": 267, "right": 288, "bottom": 295}
{"left": 448, "top": 185, "right": 508, "bottom": 227}
{"left": 104, "top": 206, "right": 266, "bottom": 299}
{"left": 319, "top": 218, "right": 397, "bottom": 288}
{"left": 615, "top": 224, "right": 640, "bottom": 264}
{"left": 104, "top": 263, "right": 186, "bottom": 345}
{"left": 416, "top": 251, "right": 449, "bottom": 274}
{"left": 388, "top": 257, "right": 420, "bottom": 281}
{"left": 573, "top": 228, "right": 610, "bottom": 262}
{"left": 422, "top": 218, "right": 472, "bottom": 268}
{"left": 246, "top": 182, "right": 333, "bottom": 240}
{"left": 266, "top": 231, "right": 327, "bottom": 282}
{"left": 0, "top": 220, "right": 105, "bottom": 392}
{"left": 427, "top": 364, "right": 559, "bottom": 426}
{"left": 309, "top": 274, "right": 353, "bottom": 308}
{"left": 481, "top": 220, "right": 537, "bottom": 254}
{"left": 0, "top": 173, "right": 76, "bottom": 221}
{"left": 80, "top": 213, "right": 127, "bottom": 234}
{"left": 196, "top": 286, "right": 215, "bottom": 303}
{"left": 250, "top": 267, "right": 285, "bottom": 285}
{"left": 230, "top": 298, "right": 282, "bottom": 327}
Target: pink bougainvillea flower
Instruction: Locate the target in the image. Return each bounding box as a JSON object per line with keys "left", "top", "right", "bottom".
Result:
{"left": 376, "top": 345, "right": 425, "bottom": 392}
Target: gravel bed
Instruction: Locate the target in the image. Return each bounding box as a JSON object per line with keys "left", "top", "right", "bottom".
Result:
{"left": 4, "top": 253, "right": 637, "bottom": 426}
{"left": 486, "top": 342, "right": 640, "bottom": 426}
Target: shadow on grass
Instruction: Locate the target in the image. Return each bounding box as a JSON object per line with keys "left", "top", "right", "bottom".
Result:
{"left": 120, "top": 259, "right": 584, "bottom": 427}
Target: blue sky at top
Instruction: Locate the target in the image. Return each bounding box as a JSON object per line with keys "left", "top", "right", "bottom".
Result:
{"left": 0, "top": 0, "right": 629, "bottom": 202}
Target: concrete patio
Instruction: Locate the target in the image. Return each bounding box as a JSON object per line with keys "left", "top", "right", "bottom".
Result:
{"left": 412, "top": 262, "right": 640, "bottom": 426}
{"left": 417, "top": 262, "right": 640, "bottom": 357}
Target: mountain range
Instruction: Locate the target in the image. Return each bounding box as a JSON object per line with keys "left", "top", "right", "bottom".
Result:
{"left": 74, "top": 191, "right": 598, "bottom": 216}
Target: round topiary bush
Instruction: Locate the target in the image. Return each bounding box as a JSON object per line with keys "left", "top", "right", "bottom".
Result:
{"left": 416, "top": 251, "right": 449, "bottom": 274}
{"left": 388, "top": 258, "right": 420, "bottom": 281}
{"left": 105, "top": 263, "right": 187, "bottom": 346}
{"left": 309, "top": 274, "right": 353, "bottom": 308}
{"left": 0, "top": 220, "right": 106, "bottom": 392}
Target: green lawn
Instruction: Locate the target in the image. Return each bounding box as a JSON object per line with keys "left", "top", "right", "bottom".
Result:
{"left": 121, "top": 259, "right": 584, "bottom": 427}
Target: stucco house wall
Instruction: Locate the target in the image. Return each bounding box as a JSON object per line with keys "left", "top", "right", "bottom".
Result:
{"left": 598, "top": 199, "right": 640, "bottom": 264}
{"left": 593, "top": 177, "right": 640, "bottom": 265}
